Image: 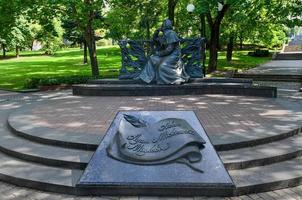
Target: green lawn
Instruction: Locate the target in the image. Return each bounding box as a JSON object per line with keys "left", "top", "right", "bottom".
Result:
{"left": 0, "top": 47, "right": 271, "bottom": 91}
{"left": 0, "top": 46, "right": 121, "bottom": 90}
{"left": 215, "top": 51, "right": 271, "bottom": 71}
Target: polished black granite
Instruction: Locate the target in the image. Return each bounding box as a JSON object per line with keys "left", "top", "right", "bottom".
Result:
{"left": 77, "top": 111, "right": 235, "bottom": 196}
{"left": 72, "top": 82, "right": 277, "bottom": 98}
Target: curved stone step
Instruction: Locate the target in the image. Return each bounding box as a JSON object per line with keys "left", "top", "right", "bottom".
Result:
{"left": 8, "top": 109, "right": 301, "bottom": 152}
{"left": 7, "top": 108, "right": 100, "bottom": 151}
{"left": 7, "top": 95, "right": 302, "bottom": 152}
{"left": 0, "top": 150, "right": 82, "bottom": 194}
{"left": 214, "top": 127, "right": 301, "bottom": 151}
{"left": 0, "top": 122, "right": 93, "bottom": 169}
{"left": 231, "top": 156, "right": 302, "bottom": 196}
{"left": 220, "top": 132, "right": 302, "bottom": 170}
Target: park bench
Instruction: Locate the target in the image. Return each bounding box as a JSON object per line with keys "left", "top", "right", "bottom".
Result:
{"left": 118, "top": 38, "right": 206, "bottom": 80}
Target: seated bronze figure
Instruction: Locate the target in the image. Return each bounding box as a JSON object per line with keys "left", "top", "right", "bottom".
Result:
{"left": 139, "top": 19, "right": 190, "bottom": 84}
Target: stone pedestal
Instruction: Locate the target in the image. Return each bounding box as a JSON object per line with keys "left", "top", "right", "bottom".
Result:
{"left": 77, "top": 111, "right": 235, "bottom": 196}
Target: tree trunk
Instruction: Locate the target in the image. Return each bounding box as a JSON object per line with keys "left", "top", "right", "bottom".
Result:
{"left": 83, "top": 40, "right": 88, "bottom": 64}
{"left": 199, "top": 14, "right": 207, "bottom": 76}
{"left": 31, "top": 40, "right": 34, "bottom": 51}
{"left": 200, "top": 13, "right": 206, "bottom": 38}
{"left": 206, "top": 4, "right": 230, "bottom": 73}
{"left": 1, "top": 44, "right": 5, "bottom": 57}
{"left": 84, "top": 0, "right": 99, "bottom": 77}
{"left": 85, "top": 31, "right": 99, "bottom": 76}
{"left": 226, "top": 36, "right": 234, "bottom": 62}
{"left": 208, "top": 25, "right": 219, "bottom": 73}
{"left": 146, "top": 19, "right": 151, "bottom": 40}
{"left": 16, "top": 46, "right": 20, "bottom": 58}
{"left": 168, "top": 0, "right": 178, "bottom": 25}
{"left": 239, "top": 32, "right": 244, "bottom": 50}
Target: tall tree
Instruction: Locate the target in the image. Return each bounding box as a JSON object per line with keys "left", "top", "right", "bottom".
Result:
{"left": 196, "top": 0, "right": 231, "bottom": 73}
{"left": 0, "top": 0, "right": 19, "bottom": 57}
{"left": 106, "top": 0, "right": 163, "bottom": 40}
{"left": 61, "top": 19, "right": 87, "bottom": 64}
{"left": 29, "top": 0, "right": 104, "bottom": 76}
{"left": 56, "top": 0, "right": 105, "bottom": 76}
{"left": 168, "top": 0, "right": 179, "bottom": 25}
{"left": 0, "top": 0, "right": 40, "bottom": 57}
{"left": 79, "top": 0, "right": 97, "bottom": 75}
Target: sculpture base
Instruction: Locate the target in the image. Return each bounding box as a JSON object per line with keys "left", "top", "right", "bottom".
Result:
{"left": 72, "top": 78, "right": 277, "bottom": 98}
{"left": 77, "top": 111, "right": 235, "bottom": 196}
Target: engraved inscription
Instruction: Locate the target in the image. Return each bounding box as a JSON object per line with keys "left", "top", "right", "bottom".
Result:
{"left": 107, "top": 113, "right": 206, "bottom": 173}
{"left": 124, "top": 120, "right": 196, "bottom": 156}
{"left": 125, "top": 134, "right": 169, "bottom": 156}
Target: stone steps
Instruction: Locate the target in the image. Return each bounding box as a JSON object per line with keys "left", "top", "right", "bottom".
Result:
{"left": 231, "top": 156, "right": 302, "bottom": 195}
{"left": 3, "top": 119, "right": 302, "bottom": 196}
{"left": 8, "top": 111, "right": 301, "bottom": 152}
{"left": 9, "top": 103, "right": 301, "bottom": 153}
{"left": 3, "top": 116, "right": 302, "bottom": 174}
{"left": 1, "top": 98, "right": 302, "bottom": 196}
{"left": 0, "top": 123, "right": 93, "bottom": 169}
{"left": 0, "top": 150, "right": 82, "bottom": 195}
{"left": 220, "top": 132, "right": 302, "bottom": 170}
{"left": 274, "top": 52, "right": 302, "bottom": 60}
{"left": 234, "top": 74, "right": 302, "bottom": 82}
{"left": 2, "top": 130, "right": 302, "bottom": 197}
{"left": 214, "top": 127, "right": 301, "bottom": 151}
{"left": 284, "top": 45, "right": 302, "bottom": 52}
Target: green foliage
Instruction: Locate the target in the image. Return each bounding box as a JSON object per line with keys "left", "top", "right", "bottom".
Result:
{"left": 105, "top": 0, "right": 164, "bottom": 40}
{"left": 248, "top": 49, "right": 270, "bottom": 57}
{"left": 24, "top": 75, "right": 95, "bottom": 89}
{"left": 39, "top": 18, "right": 64, "bottom": 54}
{"left": 0, "top": 0, "right": 301, "bottom": 83}
{"left": 0, "top": 1, "right": 29, "bottom": 53}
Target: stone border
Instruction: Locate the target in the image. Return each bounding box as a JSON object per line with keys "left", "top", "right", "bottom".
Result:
{"left": 73, "top": 83, "right": 277, "bottom": 98}
{"left": 234, "top": 74, "right": 302, "bottom": 82}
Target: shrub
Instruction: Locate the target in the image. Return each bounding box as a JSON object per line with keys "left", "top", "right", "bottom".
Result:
{"left": 248, "top": 49, "right": 270, "bottom": 57}
{"left": 24, "top": 76, "right": 95, "bottom": 89}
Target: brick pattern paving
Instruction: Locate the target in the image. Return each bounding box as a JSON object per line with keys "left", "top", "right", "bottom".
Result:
{"left": 13, "top": 94, "right": 302, "bottom": 146}
{"left": 254, "top": 81, "right": 302, "bottom": 103}
{"left": 0, "top": 83, "right": 301, "bottom": 199}
{"left": 0, "top": 180, "right": 301, "bottom": 200}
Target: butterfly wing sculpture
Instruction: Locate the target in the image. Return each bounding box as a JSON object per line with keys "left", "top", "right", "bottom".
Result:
{"left": 107, "top": 114, "right": 206, "bottom": 173}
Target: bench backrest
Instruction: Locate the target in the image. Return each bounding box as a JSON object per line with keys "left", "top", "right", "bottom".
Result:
{"left": 118, "top": 38, "right": 206, "bottom": 79}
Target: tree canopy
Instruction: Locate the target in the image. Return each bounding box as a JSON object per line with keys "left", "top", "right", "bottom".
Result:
{"left": 0, "top": 0, "right": 301, "bottom": 74}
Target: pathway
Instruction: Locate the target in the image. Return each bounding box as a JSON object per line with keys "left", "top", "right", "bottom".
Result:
{"left": 243, "top": 55, "right": 302, "bottom": 95}
{"left": 245, "top": 60, "right": 302, "bottom": 75}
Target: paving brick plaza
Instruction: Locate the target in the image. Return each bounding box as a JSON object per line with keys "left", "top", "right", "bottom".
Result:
{"left": 0, "top": 58, "right": 301, "bottom": 199}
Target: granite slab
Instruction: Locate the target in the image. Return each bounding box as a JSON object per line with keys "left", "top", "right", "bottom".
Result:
{"left": 72, "top": 83, "right": 277, "bottom": 98}
{"left": 77, "top": 111, "right": 235, "bottom": 196}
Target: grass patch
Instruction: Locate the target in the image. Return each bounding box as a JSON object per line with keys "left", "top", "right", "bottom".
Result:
{"left": 0, "top": 47, "right": 271, "bottom": 91}
{"left": 215, "top": 51, "right": 272, "bottom": 71}
{"left": 0, "top": 46, "right": 121, "bottom": 90}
